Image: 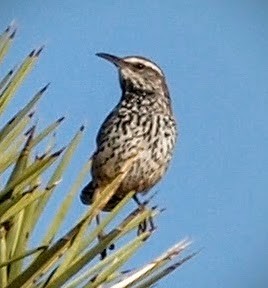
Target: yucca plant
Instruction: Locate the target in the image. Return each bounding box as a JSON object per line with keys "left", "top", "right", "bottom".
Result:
{"left": 0, "top": 22, "right": 195, "bottom": 288}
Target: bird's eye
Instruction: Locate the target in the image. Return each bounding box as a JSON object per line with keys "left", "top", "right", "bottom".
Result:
{"left": 134, "top": 63, "right": 145, "bottom": 70}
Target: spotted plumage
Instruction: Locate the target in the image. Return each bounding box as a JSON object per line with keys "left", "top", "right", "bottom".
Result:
{"left": 81, "top": 53, "right": 177, "bottom": 211}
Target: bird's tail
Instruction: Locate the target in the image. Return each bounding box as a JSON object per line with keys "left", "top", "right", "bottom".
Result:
{"left": 80, "top": 181, "right": 96, "bottom": 205}
{"left": 80, "top": 181, "right": 125, "bottom": 211}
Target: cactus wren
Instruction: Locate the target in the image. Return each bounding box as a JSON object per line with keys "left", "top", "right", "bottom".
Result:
{"left": 81, "top": 53, "right": 177, "bottom": 211}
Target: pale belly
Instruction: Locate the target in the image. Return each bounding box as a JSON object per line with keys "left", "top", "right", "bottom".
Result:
{"left": 92, "top": 128, "right": 175, "bottom": 195}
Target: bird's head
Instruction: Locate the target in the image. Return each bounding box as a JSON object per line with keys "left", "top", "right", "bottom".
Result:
{"left": 96, "top": 53, "right": 167, "bottom": 95}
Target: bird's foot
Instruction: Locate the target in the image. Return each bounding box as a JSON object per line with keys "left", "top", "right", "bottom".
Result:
{"left": 98, "top": 232, "right": 115, "bottom": 260}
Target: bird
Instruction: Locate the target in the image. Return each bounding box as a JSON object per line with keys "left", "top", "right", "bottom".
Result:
{"left": 81, "top": 53, "right": 177, "bottom": 212}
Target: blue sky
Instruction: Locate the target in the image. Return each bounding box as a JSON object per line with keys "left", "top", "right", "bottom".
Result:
{"left": 1, "top": 1, "right": 268, "bottom": 287}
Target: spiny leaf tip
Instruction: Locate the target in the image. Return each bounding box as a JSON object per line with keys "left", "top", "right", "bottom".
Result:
{"left": 57, "top": 116, "right": 65, "bottom": 123}
{"left": 35, "top": 45, "right": 45, "bottom": 57}
{"left": 29, "top": 49, "right": 35, "bottom": 57}
{"left": 28, "top": 111, "right": 35, "bottom": 118}
{"left": 10, "top": 28, "right": 17, "bottom": 39}
{"left": 40, "top": 82, "right": 50, "bottom": 94}
{"left": 8, "top": 69, "right": 14, "bottom": 76}
{"left": 52, "top": 147, "right": 65, "bottom": 157}
{"left": 4, "top": 24, "right": 11, "bottom": 33}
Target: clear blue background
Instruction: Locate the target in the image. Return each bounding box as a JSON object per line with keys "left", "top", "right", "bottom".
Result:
{"left": 1, "top": 1, "right": 268, "bottom": 287}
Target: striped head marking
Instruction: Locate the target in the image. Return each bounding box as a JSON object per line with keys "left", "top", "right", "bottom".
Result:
{"left": 96, "top": 53, "right": 167, "bottom": 93}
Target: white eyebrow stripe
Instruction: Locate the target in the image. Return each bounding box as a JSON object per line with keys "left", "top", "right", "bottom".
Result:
{"left": 124, "top": 57, "right": 163, "bottom": 76}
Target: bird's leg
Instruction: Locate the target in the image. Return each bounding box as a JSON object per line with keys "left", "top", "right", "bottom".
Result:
{"left": 133, "top": 195, "right": 146, "bottom": 234}
{"left": 148, "top": 213, "right": 156, "bottom": 231}
{"left": 96, "top": 214, "right": 104, "bottom": 239}
{"left": 92, "top": 189, "right": 108, "bottom": 260}
{"left": 95, "top": 214, "right": 107, "bottom": 260}
{"left": 133, "top": 194, "right": 155, "bottom": 234}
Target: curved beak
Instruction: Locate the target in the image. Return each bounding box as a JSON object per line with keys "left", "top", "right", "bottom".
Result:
{"left": 96, "top": 53, "right": 122, "bottom": 67}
